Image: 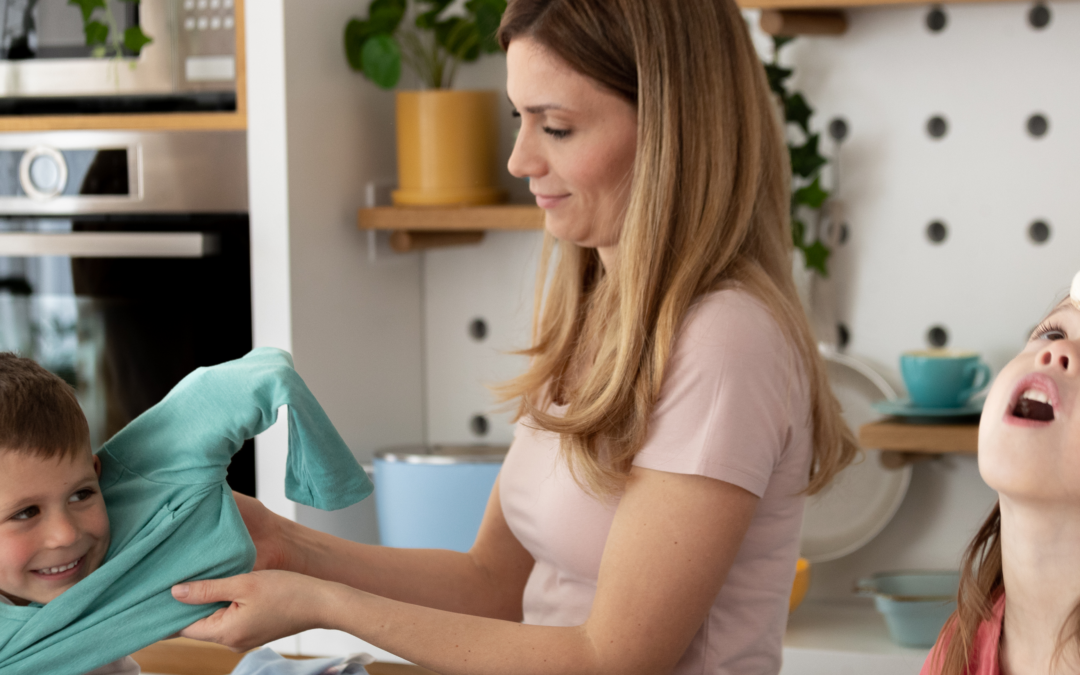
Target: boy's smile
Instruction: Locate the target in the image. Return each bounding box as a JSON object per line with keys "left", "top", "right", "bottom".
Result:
{"left": 0, "top": 450, "right": 110, "bottom": 606}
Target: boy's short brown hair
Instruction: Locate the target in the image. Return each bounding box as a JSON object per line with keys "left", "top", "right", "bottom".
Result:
{"left": 0, "top": 353, "right": 90, "bottom": 460}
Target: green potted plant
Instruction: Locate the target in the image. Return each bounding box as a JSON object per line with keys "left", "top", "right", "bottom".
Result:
{"left": 344, "top": 0, "right": 508, "bottom": 206}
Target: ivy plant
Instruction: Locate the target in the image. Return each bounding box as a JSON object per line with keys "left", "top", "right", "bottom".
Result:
{"left": 764, "top": 36, "right": 832, "bottom": 277}
{"left": 344, "top": 0, "right": 507, "bottom": 90}
{"left": 68, "top": 0, "right": 152, "bottom": 59}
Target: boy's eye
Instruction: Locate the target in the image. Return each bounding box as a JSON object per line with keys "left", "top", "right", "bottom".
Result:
{"left": 69, "top": 489, "right": 96, "bottom": 503}
{"left": 12, "top": 506, "right": 39, "bottom": 521}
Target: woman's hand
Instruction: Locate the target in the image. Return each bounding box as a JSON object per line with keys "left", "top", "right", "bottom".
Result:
{"left": 172, "top": 570, "right": 334, "bottom": 652}
{"left": 232, "top": 492, "right": 295, "bottom": 572}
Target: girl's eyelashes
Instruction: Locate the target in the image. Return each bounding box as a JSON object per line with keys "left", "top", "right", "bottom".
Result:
{"left": 511, "top": 109, "right": 520, "bottom": 119}
{"left": 1032, "top": 322, "right": 1067, "bottom": 341}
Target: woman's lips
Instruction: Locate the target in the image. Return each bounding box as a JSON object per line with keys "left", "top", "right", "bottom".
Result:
{"left": 533, "top": 193, "right": 569, "bottom": 209}
{"left": 32, "top": 556, "right": 84, "bottom": 581}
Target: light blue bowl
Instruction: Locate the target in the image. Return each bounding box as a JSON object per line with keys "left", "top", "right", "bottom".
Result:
{"left": 857, "top": 571, "right": 959, "bottom": 648}
{"left": 374, "top": 445, "right": 506, "bottom": 553}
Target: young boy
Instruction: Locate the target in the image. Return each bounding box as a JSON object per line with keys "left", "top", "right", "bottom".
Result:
{"left": 0, "top": 354, "right": 137, "bottom": 674}
{"left": 0, "top": 348, "right": 373, "bottom": 675}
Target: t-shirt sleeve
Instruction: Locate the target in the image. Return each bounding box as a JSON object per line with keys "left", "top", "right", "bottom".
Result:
{"left": 97, "top": 347, "right": 372, "bottom": 510}
{"left": 632, "top": 290, "right": 805, "bottom": 498}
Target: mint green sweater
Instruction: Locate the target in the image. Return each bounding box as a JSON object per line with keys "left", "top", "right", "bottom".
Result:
{"left": 0, "top": 348, "right": 373, "bottom": 675}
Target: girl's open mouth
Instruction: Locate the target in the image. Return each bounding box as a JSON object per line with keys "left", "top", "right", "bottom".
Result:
{"left": 1008, "top": 375, "right": 1058, "bottom": 422}
{"left": 32, "top": 556, "right": 84, "bottom": 580}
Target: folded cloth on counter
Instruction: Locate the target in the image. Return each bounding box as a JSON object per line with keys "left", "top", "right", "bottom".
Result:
{"left": 230, "top": 648, "right": 374, "bottom": 675}
{"left": 0, "top": 347, "right": 374, "bottom": 675}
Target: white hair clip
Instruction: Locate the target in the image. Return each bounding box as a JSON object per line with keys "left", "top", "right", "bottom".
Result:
{"left": 1072, "top": 270, "right": 1080, "bottom": 307}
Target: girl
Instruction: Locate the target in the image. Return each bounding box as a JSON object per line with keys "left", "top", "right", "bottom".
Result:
{"left": 170, "top": 1, "right": 858, "bottom": 673}
{"left": 923, "top": 272, "right": 1080, "bottom": 675}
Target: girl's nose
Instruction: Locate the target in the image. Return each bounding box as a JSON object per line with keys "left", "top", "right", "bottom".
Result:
{"left": 1037, "top": 339, "right": 1077, "bottom": 375}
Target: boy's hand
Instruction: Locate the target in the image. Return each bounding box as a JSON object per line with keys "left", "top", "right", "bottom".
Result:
{"left": 172, "top": 570, "right": 331, "bottom": 652}
{"left": 232, "top": 492, "right": 294, "bottom": 572}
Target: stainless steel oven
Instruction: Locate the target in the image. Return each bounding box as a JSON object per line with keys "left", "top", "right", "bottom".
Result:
{"left": 0, "top": 0, "right": 237, "bottom": 115}
{"left": 0, "top": 129, "right": 255, "bottom": 493}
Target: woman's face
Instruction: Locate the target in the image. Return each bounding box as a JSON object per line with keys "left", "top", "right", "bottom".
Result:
{"left": 506, "top": 37, "right": 638, "bottom": 259}
{"left": 979, "top": 299, "right": 1080, "bottom": 503}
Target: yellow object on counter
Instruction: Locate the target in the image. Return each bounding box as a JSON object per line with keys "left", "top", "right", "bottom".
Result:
{"left": 789, "top": 558, "right": 811, "bottom": 613}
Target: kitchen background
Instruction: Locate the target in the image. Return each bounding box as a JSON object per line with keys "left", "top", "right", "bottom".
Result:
{"left": 241, "top": 0, "right": 1079, "bottom": 661}
{"left": 0, "top": 0, "right": 1052, "bottom": 667}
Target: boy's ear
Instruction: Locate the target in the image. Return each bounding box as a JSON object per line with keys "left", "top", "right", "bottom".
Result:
{"left": 93, "top": 454, "right": 102, "bottom": 478}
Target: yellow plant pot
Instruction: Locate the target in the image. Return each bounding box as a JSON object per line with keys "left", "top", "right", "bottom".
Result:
{"left": 393, "top": 90, "right": 507, "bottom": 206}
{"left": 790, "top": 557, "right": 811, "bottom": 613}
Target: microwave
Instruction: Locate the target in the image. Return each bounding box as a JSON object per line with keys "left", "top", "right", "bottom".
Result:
{"left": 0, "top": 0, "right": 238, "bottom": 115}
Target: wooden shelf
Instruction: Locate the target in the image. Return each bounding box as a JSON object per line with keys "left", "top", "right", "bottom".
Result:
{"left": 0, "top": 0, "right": 246, "bottom": 133}
{"left": 860, "top": 419, "right": 978, "bottom": 468}
{"left": 739, "top": 0, "right": 1014, "bottom": 9}
{"left": 358, "top": 204, "right": 544, "bottom": 253}
{"left": 358, "top": 205, "right": 543, "bottom": 231}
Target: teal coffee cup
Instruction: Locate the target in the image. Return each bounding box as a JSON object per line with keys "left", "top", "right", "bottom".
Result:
{"left": 900, "top": 350, "right": 991, "bottom": 408}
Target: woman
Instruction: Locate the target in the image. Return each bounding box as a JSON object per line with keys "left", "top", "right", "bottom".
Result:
{"left": 172, "top": 1, "right": 857, "bottom": 673}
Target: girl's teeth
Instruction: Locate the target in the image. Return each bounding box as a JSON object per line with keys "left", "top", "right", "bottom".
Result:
{"left": 1021, "top": 389, "right": 1050, "bottom": 404}
{"left": 37, "top": 559, "right": 79, "bottom": 575}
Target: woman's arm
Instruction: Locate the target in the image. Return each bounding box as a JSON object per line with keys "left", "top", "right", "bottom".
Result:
{"left": 236, "top": 477, "right": 535, "bottom": 621}
{"left": 177, "top": 466, "right": 758, "bottom": 675}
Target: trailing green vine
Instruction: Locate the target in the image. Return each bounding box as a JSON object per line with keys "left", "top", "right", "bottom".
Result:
{"left": 764, "top": 36, "right": 832, "bottom": 277}
{"left": 68, "top": 0, "right": 152, "bottom": 59}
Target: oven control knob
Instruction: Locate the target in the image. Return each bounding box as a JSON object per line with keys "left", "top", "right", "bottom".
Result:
{"left": 19, "top": 146, "right": 68, "bottom": 201}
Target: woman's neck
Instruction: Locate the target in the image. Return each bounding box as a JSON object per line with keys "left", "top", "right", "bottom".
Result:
{"left": 999, "top": 497, "right": 1080, "bottom": 675}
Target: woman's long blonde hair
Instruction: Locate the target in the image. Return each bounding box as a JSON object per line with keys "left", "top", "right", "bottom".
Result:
{"left": 495, "top": 0, "right": 857, "bottom": 497}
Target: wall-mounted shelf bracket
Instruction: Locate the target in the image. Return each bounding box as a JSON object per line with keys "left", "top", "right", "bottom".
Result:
{"left": 859, "top": 420, "right": 978, "bottom": 468}
{"left": 357, "top": 204, "right": 544, "bottom": 253}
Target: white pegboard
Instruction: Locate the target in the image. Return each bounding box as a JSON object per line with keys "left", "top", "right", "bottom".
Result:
{"left": 419, "top": 0, "right": 1077, "bottom": 599}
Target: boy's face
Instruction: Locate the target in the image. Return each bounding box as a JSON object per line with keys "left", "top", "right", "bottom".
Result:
{"left": 980, "top": 299, "right": 1080, "bottom": 502}
{"left": 0, "top": 449, "right": 110, "bottom": 605}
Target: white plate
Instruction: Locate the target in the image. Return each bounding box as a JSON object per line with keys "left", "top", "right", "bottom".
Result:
{"left": 799, "top": 350, "right": 912, "bottom": 563}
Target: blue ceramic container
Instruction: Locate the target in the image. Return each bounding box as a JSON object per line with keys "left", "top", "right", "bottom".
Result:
{"left": 857, "top": 571, "right": 960, "bottom": 648}
{"left": 374, "top": 445, "right": 507, "bottom": 553}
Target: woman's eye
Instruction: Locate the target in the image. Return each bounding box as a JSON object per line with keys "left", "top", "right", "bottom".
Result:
{"left": 12, "top": 506, "right": 39, "bottom": 521}
{"left": 543, "top": 126, "right": 570, "bottom": 139}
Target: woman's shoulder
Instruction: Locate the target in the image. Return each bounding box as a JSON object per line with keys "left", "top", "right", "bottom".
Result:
{"left": 679, "top": 287, "right": 791, "bottom": 359}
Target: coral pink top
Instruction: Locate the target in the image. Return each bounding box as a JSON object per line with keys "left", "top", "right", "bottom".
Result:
{"left": 500, "top": 289, "right": 813, "bottom": 675}
{"left": 920, "top": 595, "right": 1005, "bottom": 675}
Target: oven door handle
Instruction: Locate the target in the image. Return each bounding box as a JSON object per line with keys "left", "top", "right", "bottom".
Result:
{"left": 0, "top": 232, "right": 217, "bottom": 258}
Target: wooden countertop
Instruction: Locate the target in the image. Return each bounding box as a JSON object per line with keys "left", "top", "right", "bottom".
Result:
{"left": 132, "top": 638, "right": 438, "bottom": 675}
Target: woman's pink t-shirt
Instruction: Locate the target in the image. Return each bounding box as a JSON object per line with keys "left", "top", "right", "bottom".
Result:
{"left": 500, "top": 289, "right": 813, "bottom": 674}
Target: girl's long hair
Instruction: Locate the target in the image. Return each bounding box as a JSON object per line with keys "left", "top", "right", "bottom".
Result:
{"left": 935, "top": 502, "right": 1080, "bottom": 673}
{"left": 494, "top": 0, "right": 857, "bottom": 497}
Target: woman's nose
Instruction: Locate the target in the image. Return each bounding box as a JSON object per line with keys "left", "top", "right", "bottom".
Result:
{"left": 1037, "top": 339, "right": 1078, "bottom": 375}
{"left": 507, "top": 128, "right": 545, "bottom": 179}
